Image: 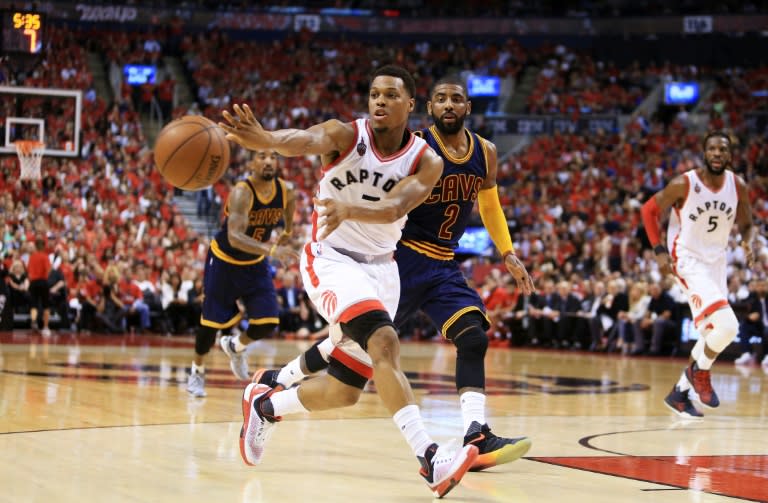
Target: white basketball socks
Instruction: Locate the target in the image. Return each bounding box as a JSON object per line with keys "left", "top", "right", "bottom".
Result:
{"left": 393, "top": 404, "right": 434, "bottom": 457}
{"left": 277, "top": 357, "right": 306, "bottom": 388}
{"left": 460, "top": 391, "right": 487, "bottom": 432}
{"left": 269, "top": 387, "right": 309, "bottom": 416}
{"left": 191, "top": 362, "right": 204, "bottom": 375}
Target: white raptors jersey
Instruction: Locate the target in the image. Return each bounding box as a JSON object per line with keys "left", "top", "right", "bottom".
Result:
{"left": 314, "top": 118, "right": 429, "bottom": 255}
{"left": 667, "top": 169, "right": 738, "bottom": 264}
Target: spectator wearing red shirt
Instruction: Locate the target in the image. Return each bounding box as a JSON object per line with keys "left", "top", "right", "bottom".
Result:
{"left": 119, "top": 267, "right": 150, "bottom": 332}
{"left": 27, "top": 238, "right": 52, "bottom": 336}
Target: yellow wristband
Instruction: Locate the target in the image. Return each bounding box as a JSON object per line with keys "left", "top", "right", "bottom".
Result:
{"left": 281, "top": 230, "right": 291, "bottom": 236}
{"left": 268, "top": 244, "right": 277, "bottom": 257}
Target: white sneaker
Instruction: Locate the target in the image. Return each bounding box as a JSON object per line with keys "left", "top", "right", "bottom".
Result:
{"left": 220, "top": 335, "right": 250, "bottom": 380}
{"left": 186, "top": 371, "right": 206, "bottom": 398}
{"left": 734, "top": 352, "right": 755, "bottom": 365}
{"left": 239, "top": 383, "right": 279, "bottom": 465}
{"left": 762, "top": 354, "right": 768, "bottom": 367}
{"left": 418, "top": 443, "right": 479, "bottom": 498}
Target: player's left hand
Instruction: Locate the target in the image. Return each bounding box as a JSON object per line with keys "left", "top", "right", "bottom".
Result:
{"left": 271, "top": 245, "right": 300, "bottom": 264}
{"left": 742, "top": 240, "right": 754, "bottom": 268}
{"left": 277, "top": 230, "right": 292, "bottom": 246}
{"left": 503, "top": 252, "right": 535, "bottom": 295}
{"left": 314, "top": 197, "right": 350, "bottom": 240}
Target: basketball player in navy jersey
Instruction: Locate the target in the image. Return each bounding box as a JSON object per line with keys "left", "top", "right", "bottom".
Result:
{"left": 641, "top": 131, "right": 755, "bottom": 418}
{"left": 220, "top": 65, "right": 479, "bottom": 498}
{"left": 254, "top": 76, "right": 536, "bottom": 471}
{"left": 186, "top": 149, "right": 298, "bottom": 398}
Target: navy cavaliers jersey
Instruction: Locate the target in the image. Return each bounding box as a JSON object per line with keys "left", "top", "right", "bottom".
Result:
{"left": 400, "top": 126, "right": 490, "bottom": 260}
{"left": 211, "top": 177, "right": 287, "bottom": 264}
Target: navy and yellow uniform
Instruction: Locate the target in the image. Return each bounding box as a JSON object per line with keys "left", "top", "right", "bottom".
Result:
{"left": 201, "top": 177, "right": 288, "bottom": 329}
{"left": 394, "top": 126, "right": 491, "bottom": 336}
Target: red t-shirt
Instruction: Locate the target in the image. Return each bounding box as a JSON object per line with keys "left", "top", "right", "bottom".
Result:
{"left": 27, "top": 251, "right": 51, "bottom": 281}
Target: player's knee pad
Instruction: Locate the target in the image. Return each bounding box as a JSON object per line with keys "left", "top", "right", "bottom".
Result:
{"left": 246, "top": 323, "right": 277, "bottom": 341}
{"left": 449, "top": 312, "right": 488, "bottom": 391}
{"left": 304, "top": 338, "right": 331, "bottom": 373}
{"left": 704, "top": 308, "right": 739, "bottom": 353}
{"left": 340, "top": 310, "right": 395, "bottom": 352}
{"left": 195, "top": 325, "right": 218, "bottom": 356}
{"left": 327, "top": 357, "right": 369, "bottom": 391}
{"left": 449, "top": 311, "right": 489, "bottom": 360}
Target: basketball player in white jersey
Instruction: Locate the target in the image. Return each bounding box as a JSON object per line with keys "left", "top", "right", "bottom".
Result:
{"left": 219, "top": 65, "right": 479, "bottom": 498}
{"left": 641, "top": 131, "right": 756, "bottom": 418}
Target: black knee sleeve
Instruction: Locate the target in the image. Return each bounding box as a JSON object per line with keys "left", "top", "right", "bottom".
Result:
{"left": 195, "top": 325, "right": 218, "bottom": 356}
{"left": 328, "top": 357, "right": 368, "bottom": 390}
{"left": 246, "top": 323, "right": 278, "bottom": 341}
{"left": 305, "top": 339, "right": 330, "bottom": 373}
{"left": 449, "top": 312, "right": 488, "bottom": 391}
{"left": 340, "top": 310, "right": 395, "bottom": 351}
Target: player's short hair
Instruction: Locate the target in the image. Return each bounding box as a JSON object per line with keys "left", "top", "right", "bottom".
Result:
{"left": 370, "top": 64, "right": 416, "bottom": 98}
{"left": 702, "top": 130, "right": 732, "bottom": 150}
{"left": 430, "top": 75, "right": 468, "bottom": 99}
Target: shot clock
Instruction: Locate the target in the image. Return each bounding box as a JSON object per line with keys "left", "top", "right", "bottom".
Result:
{"left": 2, "top": 10, "right": 44, "bottom": 55}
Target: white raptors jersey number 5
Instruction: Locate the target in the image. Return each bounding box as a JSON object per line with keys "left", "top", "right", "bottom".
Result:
{"left": 314, "top": 118, "right": 429, "bottom": 255}
{"left": 667, "top": 170, "right": 738, "bottom": 263}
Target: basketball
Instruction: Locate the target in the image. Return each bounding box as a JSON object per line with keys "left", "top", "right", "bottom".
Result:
{"left": 153, "top": 115, "right": 230, "bottom": 191}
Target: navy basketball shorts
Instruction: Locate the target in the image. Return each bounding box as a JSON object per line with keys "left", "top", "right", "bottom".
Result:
{"left": 200, "top": 249, "right": 279, "bottom": 329}
{"left": 394, "top": 243, "right": 489, "bottom": 337}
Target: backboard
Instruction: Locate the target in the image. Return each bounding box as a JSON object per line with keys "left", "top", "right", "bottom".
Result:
{"left": 0, "top": 85, "right": 82, "bottom": 158}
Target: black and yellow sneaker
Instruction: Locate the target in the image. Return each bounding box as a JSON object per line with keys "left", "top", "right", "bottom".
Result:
{"left": 463, "top": 421, "right": 532, "bottom": 472}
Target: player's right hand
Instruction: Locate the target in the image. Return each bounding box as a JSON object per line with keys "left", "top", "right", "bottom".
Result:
{"left": 655, "top": 252, "right": 673, "bottom": 277}
{"left": 314, "top": 197, "right": 350, "bottom": 241}
{"left": 219, "top": 104, "right": 271, "bottom": 150}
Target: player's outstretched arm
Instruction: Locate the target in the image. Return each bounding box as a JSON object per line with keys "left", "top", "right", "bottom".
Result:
{"left": 315, "top": 147, "right": 443, "bottom": 240}
{"left": 735, "top": 174, "right": 756, "bottom": 267}
{"left": 219, "top": 104, "right": 355, "bottom": 158}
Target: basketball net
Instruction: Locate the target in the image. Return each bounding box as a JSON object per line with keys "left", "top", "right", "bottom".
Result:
{"left": 14, "top": 140, "right": 45, "bottom": 181}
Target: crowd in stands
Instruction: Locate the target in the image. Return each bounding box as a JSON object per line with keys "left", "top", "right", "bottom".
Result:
{"left": 0, "top": 24, "right": 766, "bottom": 362}
{"left": 79, "top": 0, "right": 768, "bottom": 18}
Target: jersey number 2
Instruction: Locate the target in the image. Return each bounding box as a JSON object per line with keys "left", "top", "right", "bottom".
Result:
{"left": 438, "top": 204, "right": 460, "bottom": 240}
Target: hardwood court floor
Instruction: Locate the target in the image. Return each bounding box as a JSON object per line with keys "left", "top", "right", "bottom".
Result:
{"left": 1, "top": 330, "right": 766, "bottom": 502}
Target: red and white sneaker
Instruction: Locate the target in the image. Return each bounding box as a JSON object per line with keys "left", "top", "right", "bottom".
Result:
{"left": 418, "top": 443, "right": 478, "bottom": 498}
{"left": 239, "top": 383, "right": 280, "bottom": 465}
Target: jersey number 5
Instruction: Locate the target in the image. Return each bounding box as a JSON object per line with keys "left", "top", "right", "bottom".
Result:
{"left": 707, "top": 215, "right": 718, "bottom": 232}
{"left": 252, "top": 228, "right": 266, "bottom": 240}
{"left": 438, "top": 204, "right": 460, "bottom": 240}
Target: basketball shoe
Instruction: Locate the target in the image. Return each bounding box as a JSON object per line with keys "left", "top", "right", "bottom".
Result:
{"left": 251, "top": 368, "right": 285, "bottom": 390}
{"left": 463, "top": 422, "right": 532, "bottom": 471}
{"left": 186, "top": 371, "right": 206, "bottom": 398}
{"left": 240, "top": 382, "right": 281, "bottom": 465}
{"left": 418, "top": 443, "right": 478, "bottom": 498}
{"left": 220, "top": 335, "right": 250, "bottom": 381}
{"left": 663, "top": 385, "right": 703, "bottom": 418}
{"left": 685, "top": 362, "right": 719, "bottom": 408}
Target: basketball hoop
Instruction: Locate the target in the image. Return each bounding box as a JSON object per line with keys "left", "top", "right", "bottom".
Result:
{"left": 14, "top": 140, "right": 45, "bottom": 181}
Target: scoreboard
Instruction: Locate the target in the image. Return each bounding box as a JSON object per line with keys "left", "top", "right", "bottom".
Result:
{"left": 1, "top": 11, "right": 44, "bottom": 55}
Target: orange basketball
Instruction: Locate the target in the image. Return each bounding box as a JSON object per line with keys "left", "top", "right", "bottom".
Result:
{"left": 153, "top": 115, "right": 230, "bottom": 190}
